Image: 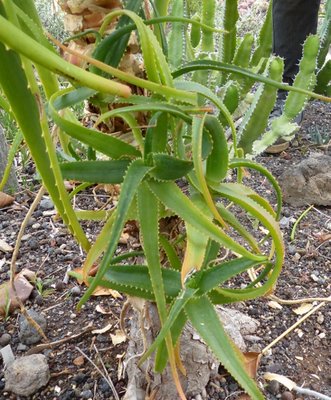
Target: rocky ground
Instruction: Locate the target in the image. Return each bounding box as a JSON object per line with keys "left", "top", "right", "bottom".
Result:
{"left": 0, "top": 100, "right": 330, "bottom": 400}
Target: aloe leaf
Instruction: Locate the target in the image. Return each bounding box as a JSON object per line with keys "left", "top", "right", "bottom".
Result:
{"left": 0, "top": 40, "right": 89, "bottom": 250}
{"left": 144, "top": 112, "right": 168, "bottom": 158}
{"left": 216, "top": 204, "right": 260, "bottom": 253}
{"left": 49, "top": 90, "right": 141, "bottom": 159}
{"left": 78, "top": 160, "right": 152, "bottom": 308}
{"left": 60, "top": 160, "right": 131, "bottom": 184}
{"left": 196, "top": 258, "right": 268, "bottom": 295}
{"left": 149, "top": 154, "right": 193, "bottom": 181}
{"left": 159, "top": 235, "right": 182, "bottom": 271}
{"left": 0, "top": 15, "right": 132, "bottom": 97}
{"left": 91, "top": 0, "right": 144, "bottom": 75}
{"left": 138, "top": 182, "right": 168, "bottom": 321}
{"left": 0, "top": 130, "right": 23, "bottom": 192}
{"left": 148, "top": 180, "right": 266, "bottom": 262}
{"left": 100, "top": 10, "right": 173, "bottom": 87}
{"left": 139, "top": 288, "right": 197, "bottom": 366}
{"left": 185, "top": 295, "right": 264, "bottom": 399}
{"left": 173, "top": 60, "right": 331, "bottom": 102}
{"left": 229, "top": 159, "right": 282, "bottom": 220}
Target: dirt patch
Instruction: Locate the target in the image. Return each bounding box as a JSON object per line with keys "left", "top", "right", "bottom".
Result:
{"left": 0, "top": 100, "right": 330, "bottom": 399}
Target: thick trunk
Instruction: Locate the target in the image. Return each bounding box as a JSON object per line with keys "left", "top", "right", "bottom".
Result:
{"left": 123, "top": 300, "right": 259, "bottom": 400}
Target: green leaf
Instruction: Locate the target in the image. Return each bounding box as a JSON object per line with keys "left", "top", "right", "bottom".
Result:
{"left": 60, "top": 160, "right": 131, "bottom": 184}
{"left": 185, "top": 295, "right": 264, "bottom": 399}
{"left": 150, "top": 154, "right": 193, "bottom": 180}
{"left": 149, "top": 181, "right": 266, "bottom": 261}
{"left": 78, "top": 159, "right": 151, "bottom": 308}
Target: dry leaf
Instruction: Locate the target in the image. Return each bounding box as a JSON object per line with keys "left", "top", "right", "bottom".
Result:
{"left": 92, "top": 324, "right": 112, "bottom": 335}
{"left": 0, "top": 269, "right": 36, "bottom": 315}
{"left": 0, "top": 192, "right": 14, "bottom": 208}
{"left": 95, "top": 304, "right": 112, "bottom": 315}
{"left": 293, "top": 303, "right": 314, "bottom": 315}
{"left": 0, "top": 239, "right": 13, "bottom": 253}
{"left": 314, "top": 232, "right": 331, "bottom": 243}
{"left": 92, "top": 287, "right": 122, "bottom": 299}
{"left": 110, "top": 330, "right": 127, "bottom": 345}
{"left": 243, "top": 352, "right": 261, "bottom": 378}
{"left": 267, "top": 301, "right": 283, "bottom": 310}
{"left": 73, "top": 355, "right": 85, "bottom": 366}
{"left": 264, "top": 372, "right": 296, "bottom": 390}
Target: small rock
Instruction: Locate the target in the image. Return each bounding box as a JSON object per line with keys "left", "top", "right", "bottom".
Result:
{"left": 287, "top": 245, "right": 297, "bottom": 255}
{"left": 266, "top": 363, "right": 283, "bottom": 373}
{"left": 28, "top": 239, "right": 39, "bottom": 250}
{"left": 0, "top": 333, "right": 11, "bottom": 347}
{"left": 32, "top": 223, "right": 41, "bottom": 229}
{"left": 16, "top": 343, "right": 28, "bottom": 351}
{"left": 310, "top": 273, "right": 319, "bottom": 282}
{"left": 71, "top": 286, "right": 81, "bottom": 296}
{"left": 73, "top": 373, "right": 87, "bottom": 384}
{"left": 40, "top": 198, "right": 54, "bottom": 210}
{"left": 19, "top": 310, "right": 47, "bottom": 345}
{"left": 55, "top": 280, "right": 65, "bottom": 291}
{"left": 279, "top": 154, "right": 331, "bottom": 206}
{"left": 80, "top": 389, "right": 93, "bottom": 399}
{"left": 317, "top": 314, "right": 324, "bottom": 324}
{"left": 4, "top": 354, "right": 50, "bottom": 396}
{"left": 35, "top": 295, "right": 44, "bottom": 306}
{"left": 267, "top": 380, "right": 280, "bottom": 395}
{"left": 62, "top": 389, "right": 76, "bottom": 400}
{"left": 282, "top": 391, "right": 294, "bottom": 400}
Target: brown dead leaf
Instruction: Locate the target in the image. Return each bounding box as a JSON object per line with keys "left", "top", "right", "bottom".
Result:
{"left": 236, "top": 395, "right": 251, "bottom": 400}
{"left": 314, "top": 232, "right": 331, "bottom": 243}
{"left": 0, "top": 192, "right": 14, "bottom": 208}
{"left": 73, "top": 355, "right": 85, "bottom": 366}
{"left": 0, "top": 269, "right": 36, "bottom": 315}
{"left": 243, "top": 352, "right": 261, "bottom": 378}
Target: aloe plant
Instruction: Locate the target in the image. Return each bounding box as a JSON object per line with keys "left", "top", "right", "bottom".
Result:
{"left": 0, "top": 1, "right": 330, "bottom": 399}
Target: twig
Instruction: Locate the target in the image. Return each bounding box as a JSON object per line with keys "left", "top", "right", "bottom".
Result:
{"left": 262, "top": 298, "right": 329, "bottom": 355}
{"left": 269, "top": 294, "right": 331, "bottom": 304}
{"left": 290, "top": 204, "right": 314, "bottom": 241}
{"left": 26, "top": 324, "right": 93, "bottom": 355}
{"left": 75, "top": 346, "right": 120, "bottom": 400}
{"left": 294, "top": 386, "right": 331, "bottom": 400}
{"left": 10, "top": 186, "right": 48, "bottom": 342}
{"left": 94, "top": 344, "right": 120, "bottom": 400}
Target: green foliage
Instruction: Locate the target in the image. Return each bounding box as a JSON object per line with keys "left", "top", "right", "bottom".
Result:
{"left": 0, "top": 1, "right": 330, "bottom": 399}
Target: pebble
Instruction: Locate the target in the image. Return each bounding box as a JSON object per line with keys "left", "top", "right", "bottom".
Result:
{"left": 28, "top": 239, "right": 39, "bottom": 250}
{"left": 317, "top": 314, "right": 324, "bottom": 324}
{"left": 19, "top": 309, "right": 47, "bottom": 345}
{"left": 310, "top": 273, "right": 319, "bottom": 282}
{"left": 16, "top": 343, "right": 28, "bottom": 351}
{"left": 55, "top": 280, "right": 65, "bottom": 291}
{"left": 267, "top": 380, "right": 280, "bottom": 395}
{"left": 80, "top": 389, "right": 93, "bottom": 399}
{"left": 35, "top": 295, "right": 44, "bottom": 306}
{"left": 40, "top": 198, "right": 54, "bottom": 210}
{"left": 71, "top": 286, "right": 81, "bottom": 296}
{"left": 266, "top": 363, "right": 282, "bottom": 373}
{"left": 32, "top": 223, "right": 41, "bottom": 230}
{"left": 73, "top": 373, "right": 87, "bottom": 384}
{"left": 281, "top": 391, "right": 294, "bottom": 400}
{"left": 4, "top": 354, "right": 50, "bottom": 396}
{"left": 0, "top": 333, "right": 11, "bottom": 347}
{"left": 62, "top": 389, "right": 76, "bottom": 400}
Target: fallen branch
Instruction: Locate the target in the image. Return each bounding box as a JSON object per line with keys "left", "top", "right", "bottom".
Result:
{"left": 26, "top": 324, "right": 93, "bottom": 355}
